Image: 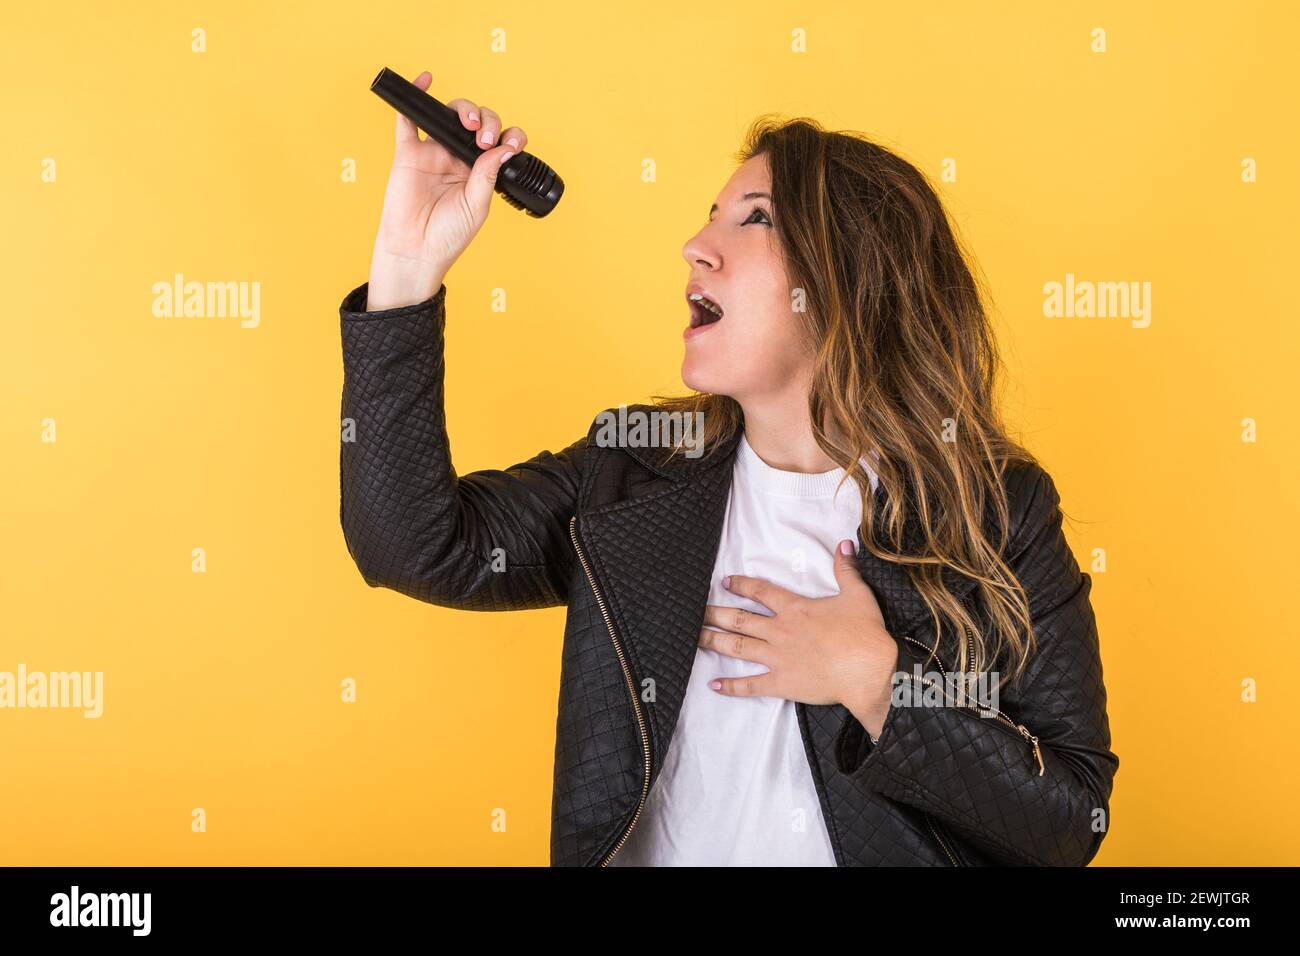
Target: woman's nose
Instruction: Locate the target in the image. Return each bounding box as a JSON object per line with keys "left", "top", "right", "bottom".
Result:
{"left": 682, "top": 231, "right": 720, "bottom": 270}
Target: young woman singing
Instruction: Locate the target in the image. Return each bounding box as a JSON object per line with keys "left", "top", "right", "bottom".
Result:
{"left": 338, "top": 69, "right": 1119, "bottom": 867}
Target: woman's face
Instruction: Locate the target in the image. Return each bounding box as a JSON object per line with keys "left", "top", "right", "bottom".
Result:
{"left": 680, "top": 154, "right": 811, "bottom": 400}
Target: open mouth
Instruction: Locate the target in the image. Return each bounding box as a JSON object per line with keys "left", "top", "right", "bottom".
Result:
{"left": 688, "top": 292, "right": 725, "bottom": 328}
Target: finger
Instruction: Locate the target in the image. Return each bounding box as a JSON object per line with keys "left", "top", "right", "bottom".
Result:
{"left": 472, "top": 105, "right": 503, "bottom": 149}
{"left": 394, "top": 70, "right": 433, "bottom": 146}
{"left": 832, "top": 537, "right": 868, "bottom": 593}
{"left": 708, "top": 672, "right": 776, "bottom": 699}
{"left": 395, "top": 108, "right": 420, "bottom": 146}
{"left": 446, "top": 97, "right": 482, "bottom": 133}
{"left": 702, "top": 603, "right": 773, "bottom": 639}
{"left": 722, "top": 574, "right": 797, "bottom": 614}
{"left": 697, "top": 626, "right": 772, "bottom": 665}
{"left": 498, "top": 124, "right": 528, "bottom": 152}
{"left": 464, "top": 142, "right": 517, "bottom": 220}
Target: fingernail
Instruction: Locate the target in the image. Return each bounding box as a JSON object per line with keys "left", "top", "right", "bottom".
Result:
{"left": 708, "top": 680, "right": 722, "bottom": 691}
{"left": 480, "top": 131, "right": 493, "bottom": 145}
{"left": 839, "top": 539, "right": 854, "bottom": 555}
{"left": 721, "top": 575, "right": 731, "bottom": 589}
{"left": 468, "top": 111, "right": 479, "bottom": 123}
{"left": 506, "top": 136, "right": 519, "bottom": 149}
{"left": 500, "top": 150, "right": 514, "bottom": 163}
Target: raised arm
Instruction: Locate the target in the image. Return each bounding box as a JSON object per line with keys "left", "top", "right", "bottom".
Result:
{"left": 340, "top": 72, "right": 585, "bottom": 610}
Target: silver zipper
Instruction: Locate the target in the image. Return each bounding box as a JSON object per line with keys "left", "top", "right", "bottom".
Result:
{"left": 568, "top": 515, "right": 652, "bottom": 866}
{"left": 926, "top": 815, "right": 960, "bottom": 866}
{"left": 902, "top": 633, "right": 1045, "bottom": 776}
{"left": 964, "top": 620, "right": 977, "bottom": 678}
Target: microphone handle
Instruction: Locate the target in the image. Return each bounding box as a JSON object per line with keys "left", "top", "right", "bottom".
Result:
{"left": 369, "top": 67, "right": 564, "bottom": 218}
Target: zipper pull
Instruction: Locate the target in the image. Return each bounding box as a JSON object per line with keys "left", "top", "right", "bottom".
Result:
{"left": 1018, "top": 724, "right": 1045, "bottom": 776}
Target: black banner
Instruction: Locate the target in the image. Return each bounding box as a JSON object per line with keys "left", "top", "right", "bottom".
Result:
{"left": 0, "top": 866, "right": 1283, "bottom": 941}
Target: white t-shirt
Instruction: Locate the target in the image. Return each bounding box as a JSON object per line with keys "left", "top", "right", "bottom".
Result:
{"left": 608, "top": 431, "right": 880, "bottom": 866}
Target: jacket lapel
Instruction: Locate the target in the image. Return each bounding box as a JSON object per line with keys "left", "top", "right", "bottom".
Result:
{"left": 854, "top": 479, "right": 982, "bottom": 645}
{"left": 576, "top": 432, "right": 739, "bottom": 770}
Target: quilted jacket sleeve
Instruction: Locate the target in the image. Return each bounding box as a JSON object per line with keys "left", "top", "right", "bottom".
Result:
{"left": 339, "top": 280, "right": 587, "bottom": 610}
{"left": 835, "top": 465, "right": 1119, "bottom": 866}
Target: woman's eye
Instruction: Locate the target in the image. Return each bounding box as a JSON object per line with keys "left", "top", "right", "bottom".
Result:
{"left": 744, "top": 207, "right": 771, "bottom": 225}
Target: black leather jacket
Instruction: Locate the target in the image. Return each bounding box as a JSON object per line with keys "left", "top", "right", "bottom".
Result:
{"left": 338, "top": 281, "right": 1120, "bottom": 867}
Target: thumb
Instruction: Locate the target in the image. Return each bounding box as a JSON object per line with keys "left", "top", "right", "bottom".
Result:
{"left": 464, "top": 142, "right": 516, "bottom": 221}
{"left": 832, "top": 538, "right": 865, "bottom": 591}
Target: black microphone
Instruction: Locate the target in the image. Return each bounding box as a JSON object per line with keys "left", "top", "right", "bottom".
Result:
{"left": 369, "top": 67, "right": 564, "bottom": 218}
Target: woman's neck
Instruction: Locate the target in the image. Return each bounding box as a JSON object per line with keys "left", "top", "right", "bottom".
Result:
{"left": 738, "top": 391, "right": 840, "bottom": 474}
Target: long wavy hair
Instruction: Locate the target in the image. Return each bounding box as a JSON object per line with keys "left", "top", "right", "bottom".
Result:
{"left": 653, "top": 115, "right": 1044, "bottom": 688}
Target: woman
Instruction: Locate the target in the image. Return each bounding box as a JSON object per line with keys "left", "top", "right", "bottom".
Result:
{"left": 339, "top": 70, "right": 1119, "bottom": 866}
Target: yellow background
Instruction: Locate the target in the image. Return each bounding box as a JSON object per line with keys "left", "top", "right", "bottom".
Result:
{"left": 3, "top": 0, "right": 1297, "bottom": 865}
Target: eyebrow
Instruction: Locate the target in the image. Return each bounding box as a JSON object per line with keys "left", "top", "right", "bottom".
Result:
{"left": 709, "top": 191, "right": 772, "bottom": 215}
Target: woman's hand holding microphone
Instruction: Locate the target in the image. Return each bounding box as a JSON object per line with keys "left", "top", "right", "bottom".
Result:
{"left": 366, "top": 70, "right": 528, "bottom": 312}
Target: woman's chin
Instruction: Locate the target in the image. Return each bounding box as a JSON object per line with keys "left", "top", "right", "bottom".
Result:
{"left": 681, "top": 364, "right": 737, "bottom": 397}
{"left": 680, "top": 360, "right": 715, "bottom": 394}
